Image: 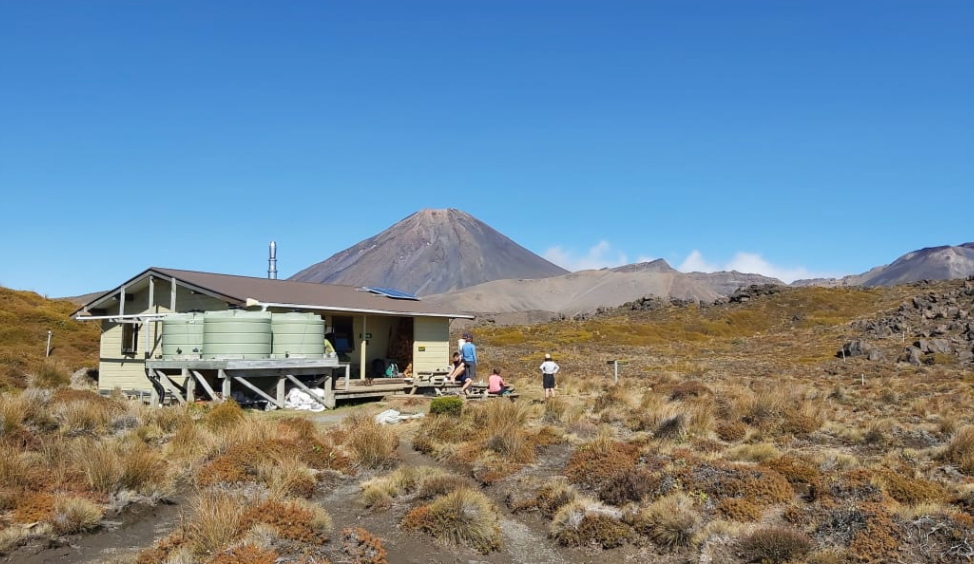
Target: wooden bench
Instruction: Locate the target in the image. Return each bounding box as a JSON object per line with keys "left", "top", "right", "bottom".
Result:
{"left": 465, "top": 385, "right": 519, "bottom": 401}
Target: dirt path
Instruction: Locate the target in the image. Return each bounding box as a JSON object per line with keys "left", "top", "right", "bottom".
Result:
{"left": 4, "top": 498, "right": 183, "bottom": 564}
{"left": 315, "top": 426, "right": 578, "bottom": 564}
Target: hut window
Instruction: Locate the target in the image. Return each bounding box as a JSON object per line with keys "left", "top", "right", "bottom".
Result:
{"left": 121, "top": 323, "right": 139, "bottom": 355}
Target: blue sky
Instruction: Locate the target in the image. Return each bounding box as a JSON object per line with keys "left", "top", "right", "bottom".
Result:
{"left": 1, "top": 1, "right": 971, "bottom": 296}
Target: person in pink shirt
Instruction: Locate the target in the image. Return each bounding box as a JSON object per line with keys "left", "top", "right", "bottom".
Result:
{"left": 487, "top": 368, "right": 507, "bottom": 395}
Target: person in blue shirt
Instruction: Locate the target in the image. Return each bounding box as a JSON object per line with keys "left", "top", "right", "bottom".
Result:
{"left": 460, "top": 332, "right": 478, "bottom": 385}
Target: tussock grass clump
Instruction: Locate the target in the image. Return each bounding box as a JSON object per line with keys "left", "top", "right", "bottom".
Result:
{"left": 74, "top": 438, "right": 123, "bottom": 494}
{"left": 553, "top": 507, "right": 631, "bottom": 548}
{"left": 119, "top": 441, "right": 170, "bottom": 495}
{"left": 186, "top": 490, "right": 247, "bottom": 557}
{"left": 361, "top": 465, "right": 424, "bottom": 508}
{"left": 740, "top": 526, "right": 812, "bottom": 564}
{"left": 593, "top": 385, "right": 635, "bottom": 412}
{"left": 655, "top": 413, "right": 687, "bottom": 441}
{"left": 417, "top": 473, "right": 469, "bottom": 501}
{"left": 625, "top": 493, "right": 699, "bottom": 551}
{"left": 401, "top": 487, "right": 501, "bottom": 554}
{"left": 944, "top": 426, "right": 974, "bottom": 474}
{"left": 51, "top": 495, "right": 104, "bottom": 534}
{"left": 256, "top": 453, "right": 317, "bottom": 498}
{"left": 509, "top": 479, "right": 578, "bottom": 518}
{"left": 343, "top": 412, "right": 399, "bottom": 469}
{"left": 33, "top": 361, "right": 70, "bottom": 389}
{"left": 724, "top": 442, "right": 780, "bottom": 463}
{"left": 542, "top": 397, "right": 567, "bottom": 424}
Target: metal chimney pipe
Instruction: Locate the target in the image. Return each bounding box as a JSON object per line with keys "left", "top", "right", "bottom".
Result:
{"left": 268, "top": 241, "right": 278, "bottom": 280}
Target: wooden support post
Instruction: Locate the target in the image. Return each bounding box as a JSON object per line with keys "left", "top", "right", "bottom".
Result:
{"left": 284, "top": 374, "right": 334, "bottom": 409}
{"left": 277, "top": 376, "right": 286, "bottom": 407}
{"left": 232, "top": 376, "right": 284, "bottom": 409}
{"left": 190, "top": 370, "right": 218, "bottom": 400}
{"left": 154, "top": 370, "right": 186, "bottom": 405}
{"left": 220, "top": 368, "right": 231, "bottom": 401}
{"left": 359, "top": 315, "right": 368, "bottom": 380}
{"left": 149, "top": 384, "right": 160, "bottom": 407}
{"left": 184, "top": 368, "right": 194, "bottom": 402}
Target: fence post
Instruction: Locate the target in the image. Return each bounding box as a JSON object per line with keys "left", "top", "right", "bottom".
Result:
{"left": 46, "top": 330, "right": 52, "bottom": 357}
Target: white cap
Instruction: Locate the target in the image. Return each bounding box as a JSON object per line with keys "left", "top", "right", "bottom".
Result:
{"left": 544, "top": 353, "right": 551, "bottom": 360}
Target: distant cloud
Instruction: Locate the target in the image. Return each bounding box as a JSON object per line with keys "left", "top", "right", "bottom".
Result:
{"left": 678, "top": 250, "right": 821, "bottom": 283}
{"left": 678, "top": 250, "right": 718, "bottom": 273}
{"left": 544, "top": 241, "right": 629, "bottom": 271}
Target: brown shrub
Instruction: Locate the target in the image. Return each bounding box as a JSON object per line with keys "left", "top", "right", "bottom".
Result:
{"left": 207, "top": 544, "right": 279, "bottom": 564}
{"left": 565, "top": 440, "right": 640, "bottom": 490}
{"left": 847, "top": 504, "right": 900, "bottom": 563}
{"left": 136, "top": 530, "right": 189, "bottom": 564}
{"left": 554, "top": 512, "right": 632, "bottom": 549}
{"left": 241, "top": 499, "right": 331, "bottom": 544}
{"left": 341, "top": 527, "right": 388, "bottom": 564}
{"left": 717, "top": 497, "right": 762, "bottom": 522}
{"left": 679, "top": 461, "right": 792, "bottom": 507}
{"left": 202, "top": 400, "right": 245, "bottom": 431}
{"left": 878, "top": 471, "right": 947, "bottom": 505}
{"left": 740, "top": 527, "right": 812, "bottom": 564}
{"left": 766, "top": 456, "right": 821, "bottom": 488}
{"left": 13, "top": 492, "right": 55, "bottom": 523}
{"left": 598, "top": 468, "right": 660, "bottom": 506}
{"left": 715, "top": 420, "right": 747, "bottom": 442}
{"left": 416, "top": 474, "right": 469, "bottom": 501}
{"left": 666, "top": 380, "right": 711, "bottom": 400}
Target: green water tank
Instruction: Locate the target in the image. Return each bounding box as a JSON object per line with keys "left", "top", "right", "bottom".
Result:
{"left": 202, "top": 310, "right": 272, "bottom": 359}
{"left": 161, "top": 313, "right": 204, "bottom": 359}
{"left": 271, "top": 312, "right": 326, "bottom": 358}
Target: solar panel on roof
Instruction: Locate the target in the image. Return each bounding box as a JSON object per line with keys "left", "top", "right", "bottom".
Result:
{"left": 364, "top": 286, "right": 420, "bottom": 300}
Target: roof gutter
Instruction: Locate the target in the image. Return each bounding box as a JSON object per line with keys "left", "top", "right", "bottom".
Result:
{"left": 244, "top": 299, "right": 474, "bottom": 320}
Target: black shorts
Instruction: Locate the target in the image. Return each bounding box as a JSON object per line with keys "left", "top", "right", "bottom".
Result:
{"left": 543, "top": 373, "right": 556, "bottom": 389}
{"left": 464, "top": 361, "right": 477, "bottom": 381}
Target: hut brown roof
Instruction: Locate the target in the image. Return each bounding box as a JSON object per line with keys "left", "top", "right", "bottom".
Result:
{"left": 76, "top": 267, "right": 474, "bottom": 319}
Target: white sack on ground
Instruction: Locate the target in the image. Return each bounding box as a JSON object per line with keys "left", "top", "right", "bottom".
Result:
{"left": 285, "top": 387, "right": 326, "bottom": 412}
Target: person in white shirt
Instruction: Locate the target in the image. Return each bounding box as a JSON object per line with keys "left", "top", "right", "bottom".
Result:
{"left": 539, "top": 353, "right": 560, "bottom": 399}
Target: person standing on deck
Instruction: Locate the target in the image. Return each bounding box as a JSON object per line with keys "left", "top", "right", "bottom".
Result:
{"left": 461, "top": 333, "right": 478, "bottom": 383}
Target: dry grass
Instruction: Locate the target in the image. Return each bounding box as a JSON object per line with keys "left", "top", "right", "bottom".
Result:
{"left": 186, "top": 489, "right": 247, "bottom": 557}
{"left": 343, "top": 412, "right": 399, "bottom": 469}
{"left": 627, "top": 493, "right": 699, "bottom": 551}
{"left": 51, "top": 495, "right": 104, "bottom": 534}
{"left": 401, "top": 487, "right": 501, "bottom": 554}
